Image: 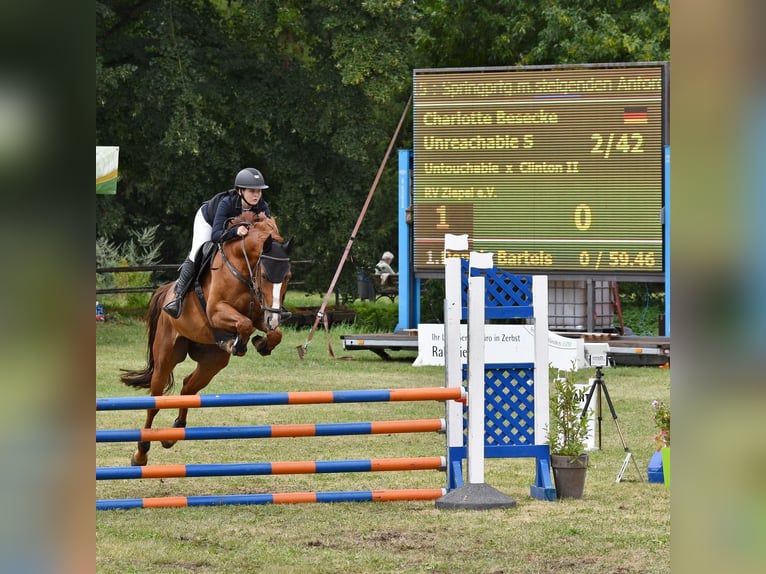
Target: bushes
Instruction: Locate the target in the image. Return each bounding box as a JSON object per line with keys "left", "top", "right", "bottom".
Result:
{"left": 617, "top": 282, "right": 665, "bottom": 336}
{"left": 350, "top": 301, "right": 398, "bottom": 332}
{"left": 96, "top": 225, "right": 164, "bottom": 312}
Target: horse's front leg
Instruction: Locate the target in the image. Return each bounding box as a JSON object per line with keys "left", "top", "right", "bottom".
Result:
{"left": 208, "top": 303, "right": 255, "bottom": 356}
{"left": 252, "top": 327, "right": 283, "bottom": 356}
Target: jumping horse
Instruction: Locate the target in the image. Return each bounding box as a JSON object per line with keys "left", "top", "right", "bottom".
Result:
{"left": 120, "top": 211, "right": 293, "bottom": 466}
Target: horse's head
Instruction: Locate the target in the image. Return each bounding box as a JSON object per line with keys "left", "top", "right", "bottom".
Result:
{"left": 226, "top": 213, "right": 293, "bottom": 331}
{"left": 258, "top": 233, "right": 294, "bottom": 330}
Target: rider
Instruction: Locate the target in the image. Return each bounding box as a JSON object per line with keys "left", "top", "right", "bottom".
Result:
{"left": 163, "top": 167, "right": 288, "bottom": 319}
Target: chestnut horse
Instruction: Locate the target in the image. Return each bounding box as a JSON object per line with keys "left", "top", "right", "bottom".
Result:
{"left": 120, "top": 211, "right": 293, "bottom": 466}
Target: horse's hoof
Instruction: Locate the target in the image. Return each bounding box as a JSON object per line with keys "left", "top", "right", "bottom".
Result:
{"left": 233, "top": 336, "right": 248, "bottom": 356}
{"left": 251, "top": 335, "right": 270, "bottom": 355}
{"left": 131, "top": 452, "right": 147, "bottom": 466}
{"left": 161, "top": 440, "right": 177, "bottom": 449}
{"left": 257, "top": 344, "right": 271, "bottom": 356}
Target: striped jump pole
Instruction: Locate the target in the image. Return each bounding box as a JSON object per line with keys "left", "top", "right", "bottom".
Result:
{"left": 97, "top": 387, "right": 465, "bottom": 411}
{"left": 97, "top": 488, "right": 448, "bottom": 510}
{"left": 97, "top": 418, "right": 445, "bottom": 443}
{"left": 97, "top": 456, "right": 446, "bottom": 480}
{"left": 96, "top": 387, "right": 465, "bottom": 411}
{"left": 97, "top": 386, "right": 461, "bottom": 509}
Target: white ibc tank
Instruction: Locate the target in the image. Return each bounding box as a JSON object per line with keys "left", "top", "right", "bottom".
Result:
{"left": 548, "top": 280, "right": 614, "bottom": 331}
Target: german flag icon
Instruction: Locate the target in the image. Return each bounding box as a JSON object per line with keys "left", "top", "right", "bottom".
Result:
{"left": 623, "top": 106, "right": 648, "bottom": 124}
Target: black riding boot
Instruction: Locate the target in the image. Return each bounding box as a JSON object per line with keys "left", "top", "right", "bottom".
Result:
{"left": 162, "top": 259, "right": 196, "bottom": 318}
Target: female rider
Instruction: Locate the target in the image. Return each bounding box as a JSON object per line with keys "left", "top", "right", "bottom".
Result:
{"left": 162, "top": 167, "right": 273, "bottom": 318}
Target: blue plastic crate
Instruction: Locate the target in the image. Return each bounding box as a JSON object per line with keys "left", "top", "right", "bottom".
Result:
{"left": 647, "top": 450, "right": 664, "bottom": 483}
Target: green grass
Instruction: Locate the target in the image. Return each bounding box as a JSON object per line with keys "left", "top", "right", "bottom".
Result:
{"left": 97, "top": 319, "right": 670, "bottom": 573}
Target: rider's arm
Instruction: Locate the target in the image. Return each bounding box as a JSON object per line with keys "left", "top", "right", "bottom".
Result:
{"left": 211, "top": 196, "right": 241, "bottom": 243}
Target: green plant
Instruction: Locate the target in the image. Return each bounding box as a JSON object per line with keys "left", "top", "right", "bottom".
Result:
{"left": 616, "top": 282, "right": 665, "bottom": 336}
{"left": 96, "top": 225, "right": 163, "bottom": 269}
{"left": 350, "top": 301, "right": 398, "bottom": 331}
{"left": 547, "top": 365, "right": 591, "bottom": 457}
{"left": 652, "top": 399, "right": 670, "bottom": 449}
{"left": 96, "top": 226, "right": 164, "bottom": 309}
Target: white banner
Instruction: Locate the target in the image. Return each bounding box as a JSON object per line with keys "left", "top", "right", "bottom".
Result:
{"left": 414, "top": 323, "right": 584, "bottom": 371}
{"left": 96, "top": 146, "right": 119, "bottom": 194}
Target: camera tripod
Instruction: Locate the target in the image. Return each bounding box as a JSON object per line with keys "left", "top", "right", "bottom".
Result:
{"left": 581, "top": 366, "right": 644, "bottom": 482}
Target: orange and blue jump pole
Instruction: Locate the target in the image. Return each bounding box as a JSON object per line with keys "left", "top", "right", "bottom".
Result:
{"left": 97, "top": 456, "right": 446, "bottom": 480}
{"left": 97, "top": 488, "right": 448, "bottom": 510}
{"left": 96, "top": 387, "right": 465, "bottom": 411}
{"left": 97, "top": 418, "right": 445, "bottom": 443}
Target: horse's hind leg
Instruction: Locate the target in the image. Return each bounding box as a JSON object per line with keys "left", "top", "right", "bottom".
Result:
{"left": 131, "top": 334, "right": 188, "bottom": 466}
{"left": 130, "top": 406, "right": 161, "bottom": 466}
{"left": 160, "top": 344, "right": 231, "bottom": 450}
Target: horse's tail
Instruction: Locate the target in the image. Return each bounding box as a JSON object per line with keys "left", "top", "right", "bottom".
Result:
{"left": 119, "top": 284, "right": 175, "bottom": 393}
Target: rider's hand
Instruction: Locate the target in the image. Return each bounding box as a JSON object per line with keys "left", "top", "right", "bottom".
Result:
{"left": 237, "top": 225, "right": 248, "bottom": 237}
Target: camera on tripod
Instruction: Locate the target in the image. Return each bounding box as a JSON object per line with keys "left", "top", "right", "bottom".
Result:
{"left": 579, "top": 342, "right": 643, "bottom": 482}
{"left": 584, "top": 342, "right": 609, "bottom": 368}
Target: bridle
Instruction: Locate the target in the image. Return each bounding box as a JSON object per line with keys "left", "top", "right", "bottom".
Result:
{"left": 218, "top": 226, "right": 288, "bottom": 322}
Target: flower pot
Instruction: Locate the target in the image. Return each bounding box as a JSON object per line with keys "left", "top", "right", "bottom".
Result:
{"left": 551, "top": 454, "right": 589, "bottom": 499}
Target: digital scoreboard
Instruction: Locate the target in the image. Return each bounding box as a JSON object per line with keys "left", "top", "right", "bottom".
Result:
{"left": 412, "top": 63, "right": 668, "bottom": 276}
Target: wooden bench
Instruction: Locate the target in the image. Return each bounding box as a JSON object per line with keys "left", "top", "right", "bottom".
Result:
{"left": 357, "top": 269, "right": 398, "bottom": 302}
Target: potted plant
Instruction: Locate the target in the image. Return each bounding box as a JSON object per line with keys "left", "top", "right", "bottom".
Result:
{"left": 547, "top": 365, "right": 591, "bottom": 499}
{"left": 652, "top": 399, "right": 670, "bottom": 488}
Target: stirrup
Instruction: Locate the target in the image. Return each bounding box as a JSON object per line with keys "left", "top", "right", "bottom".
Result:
{"left": 162, "top": 299, "right": 182, "bottom": 318}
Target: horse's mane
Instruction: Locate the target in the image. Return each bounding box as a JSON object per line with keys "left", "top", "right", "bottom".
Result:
{"left": 226, "top": 211, "right": 284, "bottom": 242}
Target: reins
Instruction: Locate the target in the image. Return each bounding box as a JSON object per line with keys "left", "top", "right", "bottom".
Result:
{"left": 218, "top": 239, "right": 257, "bottom": 318}
{"left": 218, "top": 232, "right": 289, "bottom": 318}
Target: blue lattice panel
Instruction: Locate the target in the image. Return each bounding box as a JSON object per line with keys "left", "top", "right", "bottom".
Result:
{"left": 460, "top": 258, "right": 533, "bottom": 319}
{"left": 485, "top": 366, "right": 535, "bottom": 446}
{"left": 461, "top": 365, "right": 536, "bottom": 447}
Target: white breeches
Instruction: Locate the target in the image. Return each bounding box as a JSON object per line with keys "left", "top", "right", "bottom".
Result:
{"left": 187, "top": 208, "right": 213, "bottom": 261}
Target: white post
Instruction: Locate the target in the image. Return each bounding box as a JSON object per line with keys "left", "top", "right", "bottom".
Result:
{"left": 467, "top": 251, "right": 493, "bottom": 484}
{"left": 443, "top": 234, "right": 468, "bottom": 457}
{"left": 532, "top": 276, "right": 550, "bottom": 444}
{"left": 436, "top": 245, "right": 517, "bottom": 509}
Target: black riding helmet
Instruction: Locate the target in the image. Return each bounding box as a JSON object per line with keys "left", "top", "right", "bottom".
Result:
{"left": 234, "top": 168, "right": 269, "bottom": 190}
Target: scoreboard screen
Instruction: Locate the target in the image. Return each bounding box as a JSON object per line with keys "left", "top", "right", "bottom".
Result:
{"left": 412, "top": 63, "right": 667, "bottom": 276}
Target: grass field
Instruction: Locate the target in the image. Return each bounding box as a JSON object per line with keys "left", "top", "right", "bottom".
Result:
{"left": 96, "top": 315, "right": 670, "bottom": 573}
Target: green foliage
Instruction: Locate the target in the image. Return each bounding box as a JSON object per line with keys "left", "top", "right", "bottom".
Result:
{"left": 617, "top": 282, "right": 665, "bottom": 335}
{"left": 547, "top": 365, "right": 591, "bottom": 456}
{"left": 96, "top": 226, "right": 162, "bottom": 268}
{"left": 419, "top": 278, "right": 446, "bottom": 324}
{"left": 96, "top": 225, "right": 163, "bottom": 308}
{"left": 415, "top": 0, "right": 669, "bottom": 67}
{"left": 350, "top": 301, "right": 398, "bottom": 332}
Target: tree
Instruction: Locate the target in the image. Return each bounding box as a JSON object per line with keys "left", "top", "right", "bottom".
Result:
{"left": 97, "top": 0, "right": 418, "bottom": 294}
{"left": 415, "top": 0, "right": 669, "bottom": 67}
{"left": 97, "top": 0, "right": 669, "bottom": 295}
